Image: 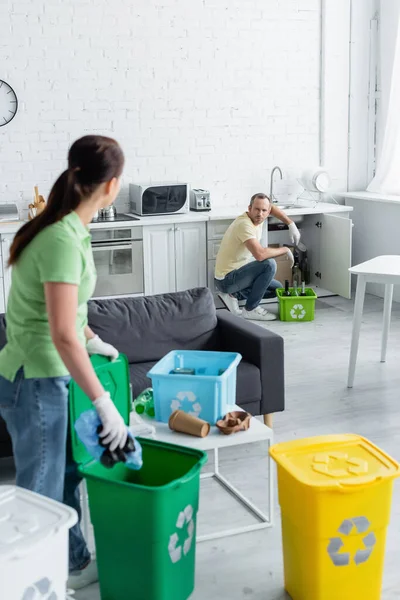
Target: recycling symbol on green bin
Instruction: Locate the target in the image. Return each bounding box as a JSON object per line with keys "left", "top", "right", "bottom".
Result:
{"left": 327, "top": 517, "right": 376, "bottom": 567}
{"left": 168, "top": 505, "right": 195, "bottom": 564}
{"left": 290, "top": 303, "right": 306, "bottom": 320}
{"left": 21, "top": 578, "right": 58, "bottom": 600}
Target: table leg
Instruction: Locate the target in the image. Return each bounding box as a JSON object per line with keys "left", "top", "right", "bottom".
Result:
{"left": 347, "top": 275, "right": 366, "bottom": 388}
{"left": 263, "top": 414, "right": 273, "bottom": 429}
{"left": 381, "top": 283, "right": 393, "bottom": 363}
{"left": 214, "top": 447, "right": 219, "bottom": 475}
{"left": 197, "top": 442, "right": 273, "bottom": 542}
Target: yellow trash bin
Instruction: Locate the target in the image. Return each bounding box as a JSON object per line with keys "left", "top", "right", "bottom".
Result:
{"left": 270, "top": 434, "right": 400, "bottom": 600}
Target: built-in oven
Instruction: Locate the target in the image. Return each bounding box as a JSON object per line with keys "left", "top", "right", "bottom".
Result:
{"left": 91, "top": 227, "right": 144, "bottom": 298}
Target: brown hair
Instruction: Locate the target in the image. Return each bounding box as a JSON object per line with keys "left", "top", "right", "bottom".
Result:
{"left": 249, "top": 193, "right": 271, "bottom": 207}
{"left": 9, "top": 135, "right": 124, "bottom": 265}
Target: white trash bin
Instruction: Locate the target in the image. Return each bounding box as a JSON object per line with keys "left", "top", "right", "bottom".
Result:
{"left": 0, "top": 485, "right": 78, "bottom": 600}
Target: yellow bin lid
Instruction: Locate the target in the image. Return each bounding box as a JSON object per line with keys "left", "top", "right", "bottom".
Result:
{"left": 270, "top": 434, "right": 400, "bottom": 490}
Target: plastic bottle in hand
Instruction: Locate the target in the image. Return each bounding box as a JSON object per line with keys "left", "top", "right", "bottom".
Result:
{"left": 134, "top": 388, "right": 155, "bottom": 418}
{"left": 97, "top": 425, "right": 136, "bottom": 469}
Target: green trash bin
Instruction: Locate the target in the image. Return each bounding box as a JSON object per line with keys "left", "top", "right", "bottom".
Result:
{"left": 69, "top": 354, "right": 208, "bottom": 600}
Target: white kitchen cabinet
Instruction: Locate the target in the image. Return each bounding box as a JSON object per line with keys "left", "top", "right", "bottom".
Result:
{"left": 207, "top": 259, "right": 217, "bottom": 293}
{"left": 143, "top": 222, "right": 206, "bottom": 296}
{"left": 0, "top": 280, "right": 4, "bottom": 314}
{"left": 175, "top": 222, "right": 207, "bottom": 292}
{"left": 143, "top": 225, "right": 176, "bottom": 296}
{"left": 0, "top": 234, "right": 13, "bottom": 310}
{"left": 319, "top": 214, "right": 352, "bottom": 298}
{"left": 299, "top": 212, "right": 353, "bottom": 299}
{"left": 207, "top": 220, "right": 234, "bottom": 309}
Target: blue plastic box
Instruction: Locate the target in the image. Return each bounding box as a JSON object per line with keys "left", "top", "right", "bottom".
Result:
{"left": 147, "top": 350, "right": 242, "bottom": 425}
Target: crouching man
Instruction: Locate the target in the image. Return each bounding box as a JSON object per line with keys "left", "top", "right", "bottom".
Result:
{"left": 215, "top": 193, "right": 300, "bottom": 321}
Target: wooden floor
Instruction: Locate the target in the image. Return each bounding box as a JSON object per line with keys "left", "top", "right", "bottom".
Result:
{"left": 2, "top": 292, "right": 400, "bottom": 599}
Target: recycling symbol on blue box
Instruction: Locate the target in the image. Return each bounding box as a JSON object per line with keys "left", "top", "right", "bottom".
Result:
{"left": 327, "top": 517, "right": 376, "bottom": 567}
{"left": 171, "top": 391, "right": 202, "bottom": 418}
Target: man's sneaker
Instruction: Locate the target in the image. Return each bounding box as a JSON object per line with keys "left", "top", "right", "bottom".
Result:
{"left": 243, "top": 306, "right": 277, "bottom": 321}
{"left": 218, "top": 292, "right": 241, "bottom": 316}
{"left": 68, "top": 560, "right": 98, "bottom": 591}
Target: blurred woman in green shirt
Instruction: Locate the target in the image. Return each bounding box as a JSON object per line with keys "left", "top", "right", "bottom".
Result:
{"left": 0, "top": 135, "right": 127, "bottom": 591}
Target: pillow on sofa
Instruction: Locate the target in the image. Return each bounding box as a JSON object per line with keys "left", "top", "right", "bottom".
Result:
{"left": 88, "top": 287, "right": 219, "bottom": 364}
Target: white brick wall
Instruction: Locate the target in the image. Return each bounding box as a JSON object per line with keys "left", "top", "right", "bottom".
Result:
{"left": 1, "top": 0, "right": 321, "bottom": 216}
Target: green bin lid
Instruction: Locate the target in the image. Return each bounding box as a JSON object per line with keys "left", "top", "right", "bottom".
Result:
{"left": 69, "top": 354, "right": 131, "bottom": 467}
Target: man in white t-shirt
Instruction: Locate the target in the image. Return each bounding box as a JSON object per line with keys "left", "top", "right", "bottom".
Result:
{"left": 215, "top": 193, "right": 300, "bottom": 321}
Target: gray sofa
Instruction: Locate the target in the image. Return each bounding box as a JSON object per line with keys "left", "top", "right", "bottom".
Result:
{"left": 0, "top": 287, "right": 285, "bottom": 458}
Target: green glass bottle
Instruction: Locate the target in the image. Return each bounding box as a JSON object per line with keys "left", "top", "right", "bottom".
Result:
{"left": 134, "top": 388, "right": 155, "bottom": 418}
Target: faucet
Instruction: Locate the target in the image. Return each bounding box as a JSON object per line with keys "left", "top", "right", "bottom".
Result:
{"left": 270, "top": 165, "right": 283, "bottom": 204}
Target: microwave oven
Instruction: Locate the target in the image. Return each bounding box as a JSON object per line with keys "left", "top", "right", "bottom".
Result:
{"left": 129, "top": 182, "right": 190, "bottom": 216}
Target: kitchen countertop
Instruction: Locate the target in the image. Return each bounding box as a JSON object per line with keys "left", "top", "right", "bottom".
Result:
{"left": 342, "top": 191, "right": 400, "bottom": 205}
{"left": 0, "top": 201, "right": 353, "bottom": 235}
{"left": 207, "top": 201, "right": 353, "bottom": 221}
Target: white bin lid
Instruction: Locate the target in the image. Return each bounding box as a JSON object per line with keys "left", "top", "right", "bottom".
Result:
{"left": 0, "top": 485, "right": 77, "bottom": 560}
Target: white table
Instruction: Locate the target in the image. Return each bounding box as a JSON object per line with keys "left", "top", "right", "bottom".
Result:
{"left": 140, "top": 407, "right": 274, "bottom": 542}
{"left": 348, "top": 256, "right": 400, "bottom": 387}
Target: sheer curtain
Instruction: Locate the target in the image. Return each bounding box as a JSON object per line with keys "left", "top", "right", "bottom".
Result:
{"left": 368, "top": 10, "right": 400, "bottom": 194}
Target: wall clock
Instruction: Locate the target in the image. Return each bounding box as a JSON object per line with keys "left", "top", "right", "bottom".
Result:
{"left": 0, "top": 80, "right": 18, "bottom": 127}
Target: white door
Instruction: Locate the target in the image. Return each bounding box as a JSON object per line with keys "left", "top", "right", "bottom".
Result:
{"left": 143, "top": 225, "right": 176, "bottom": 295}
{"left": 175, "top": 222, "right": 207, "bottom": 292}
{"left": 320, "top": 214, "right": 353, "bottom": 299}
{"left": 1, "top": 234, "right": 13, "bottom": 308}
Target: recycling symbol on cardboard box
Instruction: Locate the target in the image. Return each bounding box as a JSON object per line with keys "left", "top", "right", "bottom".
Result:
{"left": 327, "top": 517, "right": 376, "bottom": 567}
{"left": 171, "top": 391, "right": 202, "bottom": 418}
{"left": 168, "top": 505, "right": 195, "bottom": 564}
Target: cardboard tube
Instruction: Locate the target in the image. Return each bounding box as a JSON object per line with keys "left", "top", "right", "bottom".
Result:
{"left": 169, "top": 410, "right": 210, "bottom": 438}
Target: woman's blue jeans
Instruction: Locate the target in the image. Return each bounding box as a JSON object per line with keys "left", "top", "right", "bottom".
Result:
{"left": 215, "top": 258, "right": 282, "bottom": 311}
{"left": 0, "top": 370, "right": 91, "bottom": 572}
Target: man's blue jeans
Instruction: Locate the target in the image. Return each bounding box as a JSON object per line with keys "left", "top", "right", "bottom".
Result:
{"left": 0, "top": 370, "right": 91, "bottom": 572}
{"left": 215, "top": 258, "right": 283, "bottom": 311}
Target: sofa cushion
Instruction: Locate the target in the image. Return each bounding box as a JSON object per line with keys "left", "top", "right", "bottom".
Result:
{"left": 130, "top": 362, "right": 155, "bottom": 400}
{"left": 129, "top": 359, "right": 261, "bottom": 412}
{"left": 88, "top": 288, "right": 219, "bottom": 364}
{"left": 235, "top": 361, "right": 262, "bottom": 407}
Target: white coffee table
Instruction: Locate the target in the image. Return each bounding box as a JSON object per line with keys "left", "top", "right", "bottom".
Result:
{"left": 140, "top": 406, "right": 274, "bottom": 542}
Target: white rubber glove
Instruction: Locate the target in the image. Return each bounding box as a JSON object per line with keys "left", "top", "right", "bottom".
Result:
{"left": 93, "top": 392, "right": 128, "bottom": 451}
{"left": 285, "top": 248, "right": 295, "bottom": 268}
{"left": 87, "top": 335, "right": 119, "bottom": 361}
{"left": 288, "top": 222, "right": 301, "bottom": 246}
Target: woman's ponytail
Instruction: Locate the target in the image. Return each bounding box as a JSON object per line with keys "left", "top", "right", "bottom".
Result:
{"left": 8, "top": 135, "right": 124, "bottom": 266}
{"left": 8, "top": 169, "right": 81, "bottom": 266}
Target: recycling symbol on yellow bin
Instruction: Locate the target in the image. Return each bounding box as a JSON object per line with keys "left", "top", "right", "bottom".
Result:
{"left": 290, "top": 303, "right": 306, "bottom": 320}
{"left": 168, "top": 505, "right": 195, "bottom": 564}
{"left": 328, "top": 517, "right": 376, "bottom": 566}
{"left": 312, "top": 452, "right": 369, "bottom": 478}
